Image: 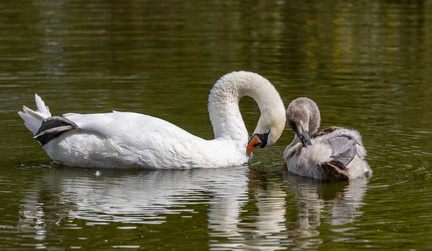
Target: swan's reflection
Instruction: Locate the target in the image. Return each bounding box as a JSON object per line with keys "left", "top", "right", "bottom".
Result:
{"left": 36, "top": 166, "right": 248, "bottom": 222}
{"left": 18, "top": 165, "right": 250, "bottom": 243}
{"left": 204, "top": 166, "right": 288, "bottom": 250}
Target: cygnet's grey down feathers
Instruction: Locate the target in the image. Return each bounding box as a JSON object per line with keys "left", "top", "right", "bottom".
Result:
{"left": 284, "top": 98, "right": 372, "bottom": 181}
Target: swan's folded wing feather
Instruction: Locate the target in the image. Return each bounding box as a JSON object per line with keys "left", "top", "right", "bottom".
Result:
{"left": 328, "top": 135, "right": 357, "bottom": 166}
{"left": 64, "top": 111, "right": 189, "bottom": 139}
{"left": 63, "top": 112, "right": 149, "bottom": 138}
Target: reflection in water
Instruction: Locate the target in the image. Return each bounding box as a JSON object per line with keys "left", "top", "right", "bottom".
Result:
{"left": 283, "top": 171, "right": 368, "bottom": 248}
{"left": 16, "top": 165, "right": 369, "bottom": 249}
{"left": 19, "top": 166, "right": 248, "bottom": 218}
{"left": 208, "top": 168, "right": 288, "bottom": 250}
{"left": 18, "top": 166, "right": 249, "bottom": 246}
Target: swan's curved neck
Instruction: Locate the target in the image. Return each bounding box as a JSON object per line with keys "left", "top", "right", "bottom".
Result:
{"left": 208, "top": 73, "right": 248, "bottom": 142}
{"left": 208, "top": 71, "right": 284, "bottom": 144}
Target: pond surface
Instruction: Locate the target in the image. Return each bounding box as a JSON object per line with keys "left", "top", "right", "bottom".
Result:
{"left": 1, "top": 0, "right": 432, "bottom": 249}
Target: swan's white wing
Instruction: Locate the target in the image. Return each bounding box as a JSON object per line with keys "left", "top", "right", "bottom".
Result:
{"left": 64, "top": 111, "right": 185, "bottom": 138}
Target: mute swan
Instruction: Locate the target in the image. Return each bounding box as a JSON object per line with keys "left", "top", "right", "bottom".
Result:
{"left": 19, "top": 71, "right": 286, "bottom": 169}
{"left": 284, "top": 97, "right": 372, "bottom": 181}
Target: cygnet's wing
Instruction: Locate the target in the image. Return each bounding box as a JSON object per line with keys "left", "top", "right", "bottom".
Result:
{"left": 328, "top": 135, "right": 357, "bottom": 166}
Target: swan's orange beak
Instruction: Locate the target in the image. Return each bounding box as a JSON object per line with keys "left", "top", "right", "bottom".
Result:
{"left": 246, "top": 134, "right": 263, "bottom": 155}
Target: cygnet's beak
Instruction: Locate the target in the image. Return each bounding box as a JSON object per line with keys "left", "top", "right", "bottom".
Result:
{"left": 300, "top": 129, "right": 312, "bottom": 148}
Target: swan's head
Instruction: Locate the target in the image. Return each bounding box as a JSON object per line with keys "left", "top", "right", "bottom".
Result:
{"left": 246, "top": 103, "right": 286, "bottom": 155}
{"left": 286, "top": 97, "right": 321, "bottom": 148}
{"left": 208, "top": 70, "right": 286, "bottom": 155}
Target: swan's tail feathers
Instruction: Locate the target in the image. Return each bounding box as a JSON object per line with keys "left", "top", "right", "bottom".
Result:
{"left": 18, "top": 94, "right": 52, "bottom": 135}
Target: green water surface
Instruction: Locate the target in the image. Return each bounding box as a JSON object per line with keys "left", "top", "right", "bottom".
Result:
{"left": 1, "top": 0, "right": 432, "bottom": 249}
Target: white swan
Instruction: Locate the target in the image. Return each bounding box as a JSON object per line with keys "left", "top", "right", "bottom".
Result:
{"left": 284, "top": 97, "right": 372, "bottom": 181}
{"left": 19, "top": 71, "right": 286, "bottom": 169}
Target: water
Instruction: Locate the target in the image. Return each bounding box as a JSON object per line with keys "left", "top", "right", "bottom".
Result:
{"left": 1, "top": 0, "right": 432, "bottom": 249}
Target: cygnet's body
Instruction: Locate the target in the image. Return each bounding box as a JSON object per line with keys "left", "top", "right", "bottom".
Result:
{"left": 284, "top": 97, "right": 372, "bottom": 181}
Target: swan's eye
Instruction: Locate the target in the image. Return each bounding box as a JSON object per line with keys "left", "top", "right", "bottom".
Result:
{"left": 246, "top": 131, "right": 271, "bottom": 154}
{"left": 256, "top": 131, "right": 270, "bottom": 148}
{"left": 253, "top": 142, "right": 262, "bottom": 148}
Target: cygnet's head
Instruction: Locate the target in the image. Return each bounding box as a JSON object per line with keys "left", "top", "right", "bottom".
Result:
{"left": 286, "top": 97, "right": 321, "bottom": 147}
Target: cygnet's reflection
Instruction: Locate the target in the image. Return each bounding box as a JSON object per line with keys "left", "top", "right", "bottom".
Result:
{"left": 283, "top": 170, "right": 369, "bottom": 248}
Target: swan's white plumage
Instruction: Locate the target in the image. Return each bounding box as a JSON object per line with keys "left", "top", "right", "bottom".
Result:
{"left": 49, "top": 112, "right": 245, "bottom": 168}
{"left": 19, "top": 71, "right": 286, "bottom": 169}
